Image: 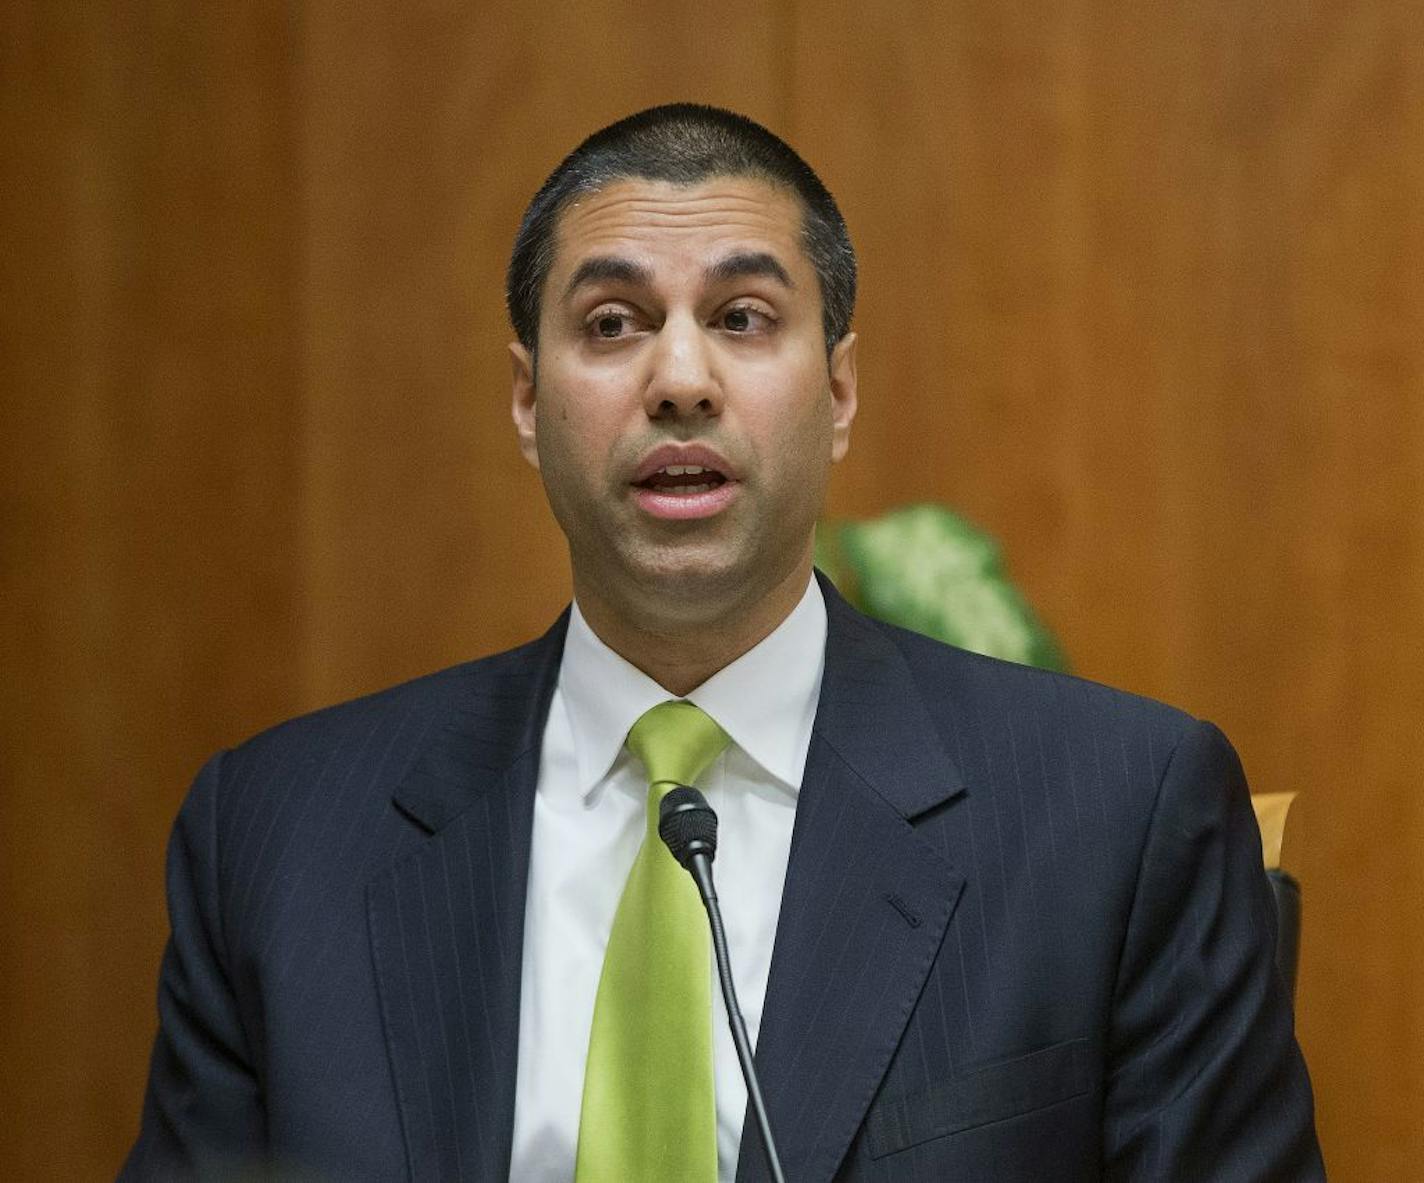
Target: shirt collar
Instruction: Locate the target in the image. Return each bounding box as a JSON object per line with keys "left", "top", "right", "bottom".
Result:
{"left": 558, "top": 576, "right": 827, "bottom": 800}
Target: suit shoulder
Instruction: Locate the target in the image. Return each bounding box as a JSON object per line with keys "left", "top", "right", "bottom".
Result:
{"left": 218, "top": 626, "right": 563, "bottom": 778}
{"left": 870, "top": 614, "right": 1201, "bottom": 747}
{"left": 859, "top": 617, "right": 1235, "bottom": 880}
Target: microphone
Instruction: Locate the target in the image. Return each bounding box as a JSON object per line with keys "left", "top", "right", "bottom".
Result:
{"left": 659, "top": 786, "right": 787, "bottom": 1183}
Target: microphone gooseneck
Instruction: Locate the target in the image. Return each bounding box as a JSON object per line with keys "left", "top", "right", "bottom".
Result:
{"left": 659, "top": 786, "right": 787, "bottom": 1183}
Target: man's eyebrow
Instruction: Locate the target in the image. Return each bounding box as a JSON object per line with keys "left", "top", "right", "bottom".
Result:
{"left": 562, "top": 256, "right": 652, "bottom": 299}
{"left": 704, "top": 251, "right": 796, "bottom": 290}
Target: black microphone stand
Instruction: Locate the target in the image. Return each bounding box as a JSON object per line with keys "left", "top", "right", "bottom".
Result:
{"left": 660, "top": 787, "right": 787, "bottom": 1183}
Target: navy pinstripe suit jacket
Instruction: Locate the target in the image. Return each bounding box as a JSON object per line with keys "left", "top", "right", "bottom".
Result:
{"left": 124, "top": 575, "right": 1323, "bottom": 1181}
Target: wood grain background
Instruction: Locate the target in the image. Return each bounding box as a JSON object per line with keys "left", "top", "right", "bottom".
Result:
{"left": 3, "top": 2, "right": 1420, "bottom": 1176}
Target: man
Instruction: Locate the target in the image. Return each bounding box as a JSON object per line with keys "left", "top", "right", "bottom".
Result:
{"left": 125, "top": 104, "right": 1323, "bottom": 1180}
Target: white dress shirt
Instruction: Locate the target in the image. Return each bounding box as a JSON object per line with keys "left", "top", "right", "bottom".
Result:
{"left": 509, "top": 577, "right": 827, "bottom": 1182}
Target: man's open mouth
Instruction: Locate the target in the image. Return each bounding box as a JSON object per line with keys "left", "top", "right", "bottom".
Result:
{"left": 634, "top": 465, "right": 729, "bottom": 496}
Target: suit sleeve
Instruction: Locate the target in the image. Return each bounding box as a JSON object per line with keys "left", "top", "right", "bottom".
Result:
{"left": 1103, "top": 720, "right": 1325, "bottom": 1181}
{"left": 121, "top": 751, "right": 265, "bottom": 1180}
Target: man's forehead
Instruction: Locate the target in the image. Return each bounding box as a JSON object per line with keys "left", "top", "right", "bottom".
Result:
{"left": 548, "top": 176, "right": 809, "bottom": 281}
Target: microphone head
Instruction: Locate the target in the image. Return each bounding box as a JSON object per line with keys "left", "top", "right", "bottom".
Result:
{"left": 658, "top": 785, "right": 719, "bottom": 868}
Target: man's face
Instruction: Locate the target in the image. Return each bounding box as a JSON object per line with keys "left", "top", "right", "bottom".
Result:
{"left": 510, "top": 176, "right": 857, "bottom": 626}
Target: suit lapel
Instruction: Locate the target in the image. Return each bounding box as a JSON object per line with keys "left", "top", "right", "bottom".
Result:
{"left": 366, "top": 616, "right": 566, "bottom": 1181}
{"left": 738, "top": 581, "right": 968, "bottom": 1183}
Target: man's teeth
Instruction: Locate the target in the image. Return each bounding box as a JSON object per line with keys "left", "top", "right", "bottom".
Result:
{"left": 646, "top": 463, "right": 721, "bottom": 493}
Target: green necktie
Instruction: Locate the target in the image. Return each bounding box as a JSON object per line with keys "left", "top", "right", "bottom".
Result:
{"left": 575, "top": 700, "right": 730, "bottom": 1183}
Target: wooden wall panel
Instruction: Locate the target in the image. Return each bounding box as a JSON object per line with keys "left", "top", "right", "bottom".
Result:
{"left": 791, "top": 2, "right": 1424, "bottom": 1177}
{"left": 2, "top": 1, "right": 1420, "bottom": 1176}
{"left": 0, "top": 3, "right": 304, "bottom": 1174}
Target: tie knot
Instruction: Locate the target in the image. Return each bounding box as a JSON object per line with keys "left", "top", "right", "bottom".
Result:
{"left": 626, "top": 701, "right": 730, "bottom": 792}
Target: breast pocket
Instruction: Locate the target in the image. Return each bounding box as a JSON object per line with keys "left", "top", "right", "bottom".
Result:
{"left": 865, "top": 1038, "right": 1092, "bottom": 1159}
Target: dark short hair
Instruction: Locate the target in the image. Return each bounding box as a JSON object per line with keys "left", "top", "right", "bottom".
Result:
{"left": 506, "top": 103, "right": 856, "bottom": 354}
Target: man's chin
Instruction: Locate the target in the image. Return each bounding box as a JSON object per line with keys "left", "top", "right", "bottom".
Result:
{"left": 571, "top": 523, "right": 809, "bottom": 621}
{"left": 598, "top": 545, "right": 753, "bottom": 614}
{"left": 627, "top": 546, "right": 811, "bottom": 621}
{"left": 628, "top": 556, "right": 747, "bottom": 607}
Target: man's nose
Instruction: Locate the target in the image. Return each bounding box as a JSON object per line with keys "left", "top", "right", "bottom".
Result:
{"left": 643, "top": 315, "right": 723, "bottom": 419}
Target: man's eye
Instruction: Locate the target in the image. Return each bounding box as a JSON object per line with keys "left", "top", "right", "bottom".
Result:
{"left": 594, "top": 313, "right": 628, "bottom": 338}
{"left": 719, "top": 306, "right": 771, "bottom": 333}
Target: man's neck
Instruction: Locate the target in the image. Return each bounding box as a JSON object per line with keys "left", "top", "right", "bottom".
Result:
{"left": 573, "top": 562, "right": 813, "bottom": 697}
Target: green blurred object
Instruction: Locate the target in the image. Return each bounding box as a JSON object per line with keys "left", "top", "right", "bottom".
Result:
{"left": 816, "top": 504, "right": 1067, "bottom": 672}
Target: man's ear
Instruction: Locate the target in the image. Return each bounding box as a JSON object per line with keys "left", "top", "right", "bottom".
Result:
{"left": 510, "top": 341, "right": 540, "bottom": 470}
{"left": 829, "top": 331, "right": 858, "bottom": 463}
